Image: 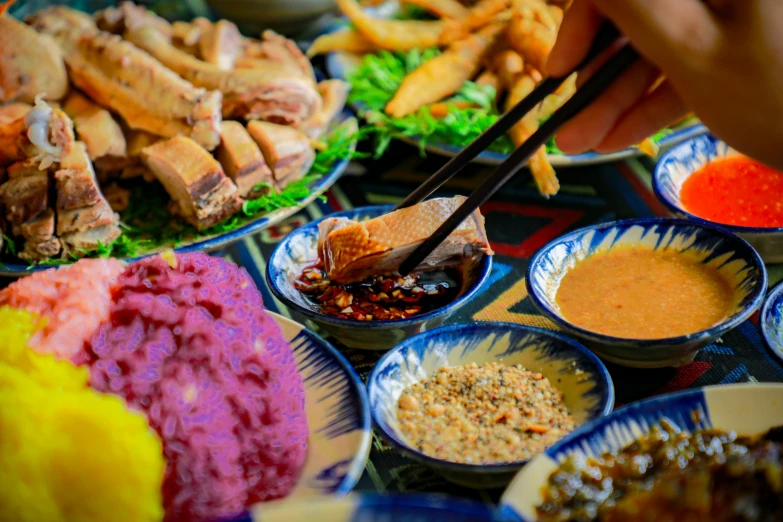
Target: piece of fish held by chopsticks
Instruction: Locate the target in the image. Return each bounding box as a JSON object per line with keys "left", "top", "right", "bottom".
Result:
{"left": 141, "top": 136, "right": 242, "bottom": 231}
{"left": 306, "top": 29, "right": 377, "bottom": 57}
{"left": 0, "top": 97, "right": 75, "bottom": 169}
{"left": 336, "top": 0, "right": 453, "bottom": 51}
{"left": 216, "top": 121, "right": 274, "bottom": 198}
{"left": 30, "top": 7, "right": 223, "bottom": 151}
{"left": 385, "top": 22, "right": 506, "bottom": 118}
{"left": 506, "top": 74, "right": 559, "bottom": 197}
{"left": 125, "top": 26, "right": 321, "bottom": 126}
{"left": 318, "top": 196, "right": 493, "bottom": 285}
{"left": 0, "top": 0, "right": 68, "bottom": 104}
{"left": 400, "top": 0, "right": 469, "bottom": 19}
{"left": 247, "top": 120, "right": 315, "bottom": 189}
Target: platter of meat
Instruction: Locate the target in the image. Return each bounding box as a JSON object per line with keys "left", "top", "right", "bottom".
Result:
{"left": 0, "top": 1, "right": 357, "bottom": 276}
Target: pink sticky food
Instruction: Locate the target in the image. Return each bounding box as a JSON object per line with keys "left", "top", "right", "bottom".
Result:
{"left": 0, "top": 258, "right": 125, "bottom": 360}
{"left": 83, "top": 252, "right": 308, "bottom": 522}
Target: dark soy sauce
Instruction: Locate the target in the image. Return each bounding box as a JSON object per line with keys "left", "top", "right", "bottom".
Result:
{"left": 295, "top": 264, "right": 463, "bottom": 321}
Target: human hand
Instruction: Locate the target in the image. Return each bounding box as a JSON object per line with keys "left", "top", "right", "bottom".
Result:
{"left": 545, "top": 0, "right": 783, "bottom": 170}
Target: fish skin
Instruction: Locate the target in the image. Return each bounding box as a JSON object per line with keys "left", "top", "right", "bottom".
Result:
{"left": 318, "top": 196, "right": 493, "bottom": 284}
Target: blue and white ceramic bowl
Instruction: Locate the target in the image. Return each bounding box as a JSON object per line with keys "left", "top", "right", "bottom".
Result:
{"left": 266, "top": 205, "right": 493, "bottom": 350}
{"left": 654, "top": 133, "right": 783, "bottom": 263}
{"left": 500, "top": 383, "right": 783, "bottom": 521}
{"left": 367, "top": 322, "right": 614, "bottom": 489}
{"left": 262, "top": 312, "right": 371, "bottom": 504}
{"left": 526, "top": 218, "right": 767, "bottom": 368}
{"left": 760, "top": 280, "right": 783, "bottom": 365}
{"left": 251, "top": 493, "right": 519, "bottom": 521}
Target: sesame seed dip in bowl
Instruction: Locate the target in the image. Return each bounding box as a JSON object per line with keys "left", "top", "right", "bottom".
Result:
{"left": 367, "top": 322, "right": 614, "bottom": 489}
{"left": 266, "top": 205, "right": 492, "bottom": 350}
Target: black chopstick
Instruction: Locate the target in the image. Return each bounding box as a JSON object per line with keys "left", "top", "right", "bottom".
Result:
{"left": 398, "top": 43, "right": 640, "bottom": 276}
{"left": 394, "top": 23, "right": 621, "bottom": 211}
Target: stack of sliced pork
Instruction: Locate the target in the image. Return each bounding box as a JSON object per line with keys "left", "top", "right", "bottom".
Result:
{"left": 0, "top": 1, "right": 350, "bottom": 262}
{"left": 0, "top": 98, "right": 121, "bottom": 260}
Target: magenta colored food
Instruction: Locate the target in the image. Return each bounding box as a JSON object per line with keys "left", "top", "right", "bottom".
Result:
{"left": 83, "top": 253, "right": 308, "bottom": 522}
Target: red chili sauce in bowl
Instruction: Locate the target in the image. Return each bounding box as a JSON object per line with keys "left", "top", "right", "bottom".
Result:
{"left": 681, "top": 156, "right": 783, "bottom": 227}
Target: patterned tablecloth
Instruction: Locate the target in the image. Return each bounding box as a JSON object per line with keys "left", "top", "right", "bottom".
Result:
{"left": 204, "top": 141, "right": 783, "bottom": 501}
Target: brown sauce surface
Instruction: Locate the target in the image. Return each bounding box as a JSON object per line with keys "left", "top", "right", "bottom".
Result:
{"left": 555, "top": 248, "right": 733, "bottom": 339}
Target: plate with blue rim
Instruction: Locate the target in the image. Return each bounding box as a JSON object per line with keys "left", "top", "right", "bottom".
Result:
{"left": 247, "top": 493, "right": 522, "bottom": 521}
{"left": 0, "top": 112, "right": 356, "bottom": 278}
{"left": 654, "top": 133, "right": 783, "bottom": 263}
{"left": 323, "top": 33, "right": 707, "bottom": 168}
{"left": 500, "top": 383, "right": 783, "bottom": 521}
{"left": 366, "top": 322, "right": 614, "bottom": 489}
{"left": 263, "top": 312, "right": 371, "bottom": 503}
{"left": 526, "top": 217, "right": 767, "bottom": 368}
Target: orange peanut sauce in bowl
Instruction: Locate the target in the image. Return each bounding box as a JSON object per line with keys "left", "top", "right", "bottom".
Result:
{"left": 555, "top": 248, "right": 734, "bottom": 340}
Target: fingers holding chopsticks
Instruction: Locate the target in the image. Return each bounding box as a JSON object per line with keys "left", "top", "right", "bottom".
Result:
{"left": 543, "top": 0, "right": 715, "bottom": 156}
{"left": 594, "top": 80, "right": 688, "bottom": 153}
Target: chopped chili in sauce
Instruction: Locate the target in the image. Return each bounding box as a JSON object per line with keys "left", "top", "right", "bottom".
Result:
{"left": 681, "top": 156, "right": 783, "bottom": 227}
{"left": 294, "top": 260, "right": 460, "bottom": 321}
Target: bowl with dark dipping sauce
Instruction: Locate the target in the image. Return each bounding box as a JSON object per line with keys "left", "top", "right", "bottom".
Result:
{"left": 527, "top": 218, "right": 766, "bottom": 368}
{"left": 367, "top": 322, "right": 614, "bottom": 489}
{"left": 500, "top": 383, "right": 783, "bottom": 522}
{"left": 266, "top": 205, "right": 492, "bottom": 350}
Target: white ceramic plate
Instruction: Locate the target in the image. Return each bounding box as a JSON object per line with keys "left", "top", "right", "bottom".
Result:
{"left": 261, "top": 313, "right": 371, "bottom": 505}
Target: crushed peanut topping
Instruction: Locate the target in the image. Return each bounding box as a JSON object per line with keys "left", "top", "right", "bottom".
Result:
{"left": 397, "top": 362, "right": 577, "bottom": 464}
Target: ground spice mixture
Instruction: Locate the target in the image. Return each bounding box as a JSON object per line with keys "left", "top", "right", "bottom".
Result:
{"left": 396, "top": 362, "right": 576, "bottom": 464}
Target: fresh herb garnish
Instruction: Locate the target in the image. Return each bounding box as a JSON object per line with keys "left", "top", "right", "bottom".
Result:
{"left": 347, "top": 48, "right": 514, "bottom": 157}
{"left": 2, "top": 234, "right": 17, "bottom": 256}
{"left": 348, "top": 49, "right": 681, "bottom": 158}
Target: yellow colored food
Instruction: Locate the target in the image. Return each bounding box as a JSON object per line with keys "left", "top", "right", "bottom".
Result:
{"left": 0, "top": 306, "right": 165, "bottom": 522}
{"left": 555, "top": 249, "right": 733, "bottom": 339}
